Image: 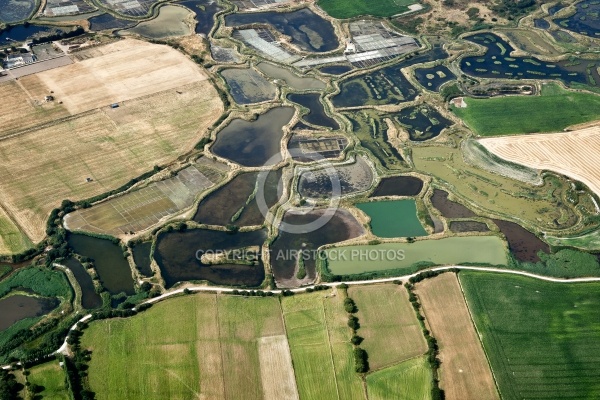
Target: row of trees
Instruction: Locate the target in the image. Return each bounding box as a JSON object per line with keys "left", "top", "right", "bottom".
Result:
{"left": 340, "top": 288, "right": 370, "bottom": 374}
{"left": 405, "top": 279, "right": 445, "bottom": 400}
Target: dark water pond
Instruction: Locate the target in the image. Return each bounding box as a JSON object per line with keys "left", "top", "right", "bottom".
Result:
{"left": 319, "top": 65, "right": 353, "bottom": 75}
{"left": 132, "top": 242, "right": 154, "bottom": 277}
{"left": 155, "top": 228, "right": 267, "bottom": 288}
{"left": 67, "top": 234, "right": 135, "bottom": 295}
{"left": 288, "top": 93, "right": 339, "bottom": 129}
{"left": 449, "top": 221, "right": 490, "bottom": 233}
{"left": 414, "top": 65, "right": 456, "bottom": 92}
{"left": 332, "top": 45, "right": 448, "bottom": 108}
{"left": 431, "top": 189, "right": 476, "bottom": 218}
{"left": 270, "top": 209, "right": 364, "bottom": 282}
{"left": 89, "top": 14, "right": 136, "bottom": 31}
{"left": 178, "top": 0, "right": 223, "bottom": 35}
{"left": 460, "top": 33, "right": 600, "bottom": 88}
{"left": 395, "top": 104, "right": 452, "bottom": 141}
{"left": 225, "top": 8, "right": 339, "bottom": 52}
{"left": 492, "top": 219, "right": 549, "bottom": 263}
{"left": 0, "top": 294, "right": 59, "bottom": 331}
{"left": 555, "top": 0, "right": 600, "bottom": 38}
{"left": 533, "top": 18, "right": 550, "bottom": 29}
{"left": 371, "top": 176, "right": 424, "bottom": 197}
{"left": 64, "top": 258, "right": 102, "bottom": 309}
{"left": 194, "top": 169, "right": 282, "bottom": 226}
{"left": 0, "top": 24, "right": 57, "bottom": 46}
{"left": 548, "top": 3, "right": 564, "bottom": 15}
{"left": 0, "top": 0, "right": 36, "bottom": 23}
{"left": 212, "top": 107, "right": 294, "bottom": 167}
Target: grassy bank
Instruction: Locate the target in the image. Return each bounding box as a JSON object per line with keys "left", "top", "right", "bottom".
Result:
{"left": 454, "top": 83, "right": 600, "bottom": 136}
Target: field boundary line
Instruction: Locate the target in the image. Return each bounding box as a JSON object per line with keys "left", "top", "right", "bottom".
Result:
{"left": 456, "top": 275, "right": 503, "bottom": 399}
{"left": 275, "top": 298, "right": 300, "bottom": 400}
{"left": 215, "top": 293, "right": 229, "bottom": 400}
{"left": 320, "top": 297, "right": 341, "bottom": 400}
{"left": 0, "top": 109, "right": 98, "bottom": 142}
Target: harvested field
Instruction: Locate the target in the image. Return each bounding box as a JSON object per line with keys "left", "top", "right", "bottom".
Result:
{"left": 348, "top": 284, "right": 426, "bottom": 370}
{"left": 415, "top": 273, "right": 499, "bottom": 400}
{"left": 282, "top": 290, "right": 363, "bottom": 400}
{"left": 480, "top": 125, "right": 600, "bottom": 197}
{"left": 36, "top": 39, "right": 208, "bottom": 114}
{"left": 0, "top": 77, "right": 69, "bottom": 139}
{"left": 82, "top": 293, "right": 284, "bottom": 400}
{"left": 258, "top": 335, "right": 299, "bottom": 400}
{"left": 64, "top": 159, "right": 227, "bottom": 236}
{"left": 0, "top": 80, "right": 222, "bottom": 244}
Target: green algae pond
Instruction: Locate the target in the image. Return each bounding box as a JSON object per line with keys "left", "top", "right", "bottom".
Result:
{"left": 357, "top": 200, "right": 426, "bottom": 238}
{"left": 325, "top": 236, "right": 508, "bottom": 275}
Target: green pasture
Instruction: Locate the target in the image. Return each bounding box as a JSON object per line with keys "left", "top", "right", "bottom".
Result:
{"left": 318, "top": 0, "right": 417, "bottom": 19}
{"left": 454, "top": 83, "right": 600, "bottom": 135}
{"left": 366, "top": 356, "right": 432, "bottom": 400}
{"left": 27, "top": 360, "right": 70, "bottom": 400}
{"left": 412, "top": 145, "right": 588, "bottom": 232}
{"left": 460, "top": 272, "right": 600, "bottom": 399}
{"left": 348, "top": 284, "right": 426, "bottom": 370}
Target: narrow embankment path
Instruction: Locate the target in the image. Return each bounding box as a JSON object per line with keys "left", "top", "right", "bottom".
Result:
{"left": 3, "top": 265, "right": 600, "bottom": 370}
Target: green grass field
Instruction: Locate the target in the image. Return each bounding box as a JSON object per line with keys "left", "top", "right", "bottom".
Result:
{"left": 366, "top": 356, "right": 432, "bottom": 400}
{"left": 27, "top": 360, "right": 69, "bottom": 400}
{"left": 348, "top": 284, "right": 426, "bottom": 370}
{"left": 282, "top": 290, "right": 363, "bottom": 400}
{"left": 326, "top": 236, "right": 508, "bottom": 276}
{"left": 454, "top": 83, "right": 600, "bottom": 136}
{"left": 412, "top": 145, "right": 589, "bottom": 231}
{"left": 318, "top": 0, "right": 417, "bottom": 18}
{"left": 0, "top": 211, "right": 32, "bottom": 255}
{"left": 82, "top": 294, "right": 284, "bottom": 400}
{"left": 460, "top": 272, "right": 600, "bottom": 399}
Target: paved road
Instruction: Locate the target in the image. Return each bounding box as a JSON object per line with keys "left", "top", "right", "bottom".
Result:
{"left": 4, "top": 265, "right": 600, "bottom": 369}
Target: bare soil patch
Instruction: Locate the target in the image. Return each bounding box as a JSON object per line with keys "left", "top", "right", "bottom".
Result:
{"left": 258, "top": 335, "right": 299, "bottom": 400}
{"left": 415, "top": 273, "right": 499, "bottom": 400}
{"left": 36, "top": 38, "right": 208, "bottom": 114}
